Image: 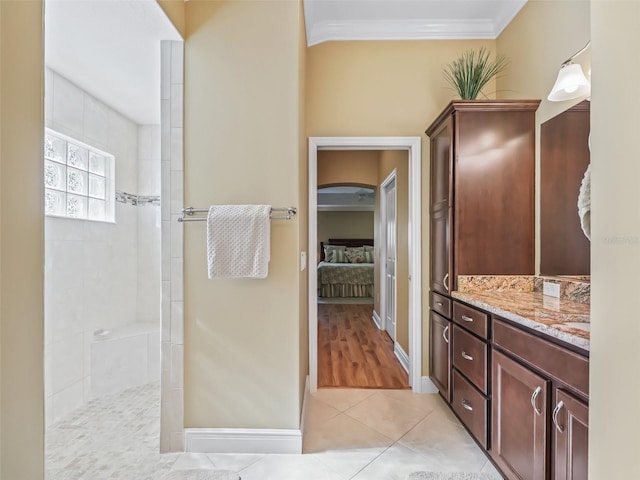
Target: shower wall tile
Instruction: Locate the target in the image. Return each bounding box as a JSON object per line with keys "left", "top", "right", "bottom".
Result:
{"left": 51, "top": 333, "right": 84, "bottom": 394}
{"left": 83, "top": 95, "right": 110, "bottom": 148}
{"left": 171, "top": 258, "right": 184, "bottom": 302}
{"left": 170, "top": 85, "right": 183, "bottom": 128}
{"left": 44, "top": 345, "right": 53, "bottom": 399}
{"left": 45, "top": 68, "right": 143, "bottom": 420}
{"left": 52, "top": 74, "right": 84, "bottom": 137}
{"left": 170, "top": 128, "right": 183, "bottom": 172}
{"left": 162, "top": 162, "right": 171, "bottom": 221}
{"left": 161, "top": 101, "right": 171, "bottom": 161}
{"left": 139, "top": 125, "right": 162, "bottom": 160}
{"left": 170, "top": 301, "right": 184, "bottom": 345}
{"left": 162, "top": 281, "right": 171, "bottom": 343}
{"left": 148, "top": 332, "right": 162, "bottom": 383}
{"left": 171, "top": 214, "right": 183, "bottom": 258}
{"left": 170, "top": 170, "right": 184, "bottom": 215}
{"left": 171, "top": 41, "right": 184, "bottom": 85}
{"left": 90, "top": 334, "right": 148, "bottom": 398}
{"left": 45, "top": 68, "right": 54, "bottom": 123}
{"left": 170, "top": 344, "right": 183, "bottom": 390}
{"left": 161, "top": 44, "right": 171, "bottom": 101}
{"left": 52, "top": 380, "right": 84, "bottom": 424}
{"left": 161, "top": 40, "right": 185, "bottom": 453}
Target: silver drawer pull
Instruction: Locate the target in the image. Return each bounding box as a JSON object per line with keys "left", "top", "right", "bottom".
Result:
{"left": 443, "top": 273, "right": 449, "bottom": 292}
{"left": 552, "top": 401, "right": 565, "bottom": 433}
{"left": 436, "top": 301, "right": 443, "bottom": 306}
{"left": 461, "top": 315, "right": 474, "bottom": 322}
{"left": 461, "top": 351, "right": 474, "bottom": 361}
{"left": 461, "top": 399, "right": 473, "bottom": 411}
{"left": 442, "top": 325, "right": 449, "bottom": 344}
{"left": 530, "top": 386, "right": 543, "bottom": 415}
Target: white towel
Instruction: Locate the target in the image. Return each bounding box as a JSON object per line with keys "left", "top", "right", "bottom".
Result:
{"left": 207, "top": 205, "right": 271, "bottom": 279}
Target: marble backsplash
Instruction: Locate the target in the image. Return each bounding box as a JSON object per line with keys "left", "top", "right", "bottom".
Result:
{"left": 457, "top": 275, "right": 590, "bottom": 305}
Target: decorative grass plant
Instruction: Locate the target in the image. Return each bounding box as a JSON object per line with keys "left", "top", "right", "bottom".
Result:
{"left": 443, "top": 48, "right": 509, "bottom": 100}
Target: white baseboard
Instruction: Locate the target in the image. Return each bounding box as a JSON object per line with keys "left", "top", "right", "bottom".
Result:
{"left": 372, "top": 310, "right": 383, "bottom": 329}
{"left": 300, "top": 375, "right": 310, "bottom": 434}
{"left": 185, "top": 427, "right": 302, "bottom": 454}
{"left": 394, "top": 343, "right": 409, "bottom": 374}
{"left": 421, "top": 376, "right": 439, "bottom": 394}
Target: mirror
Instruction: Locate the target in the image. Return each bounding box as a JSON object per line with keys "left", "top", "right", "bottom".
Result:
{"left": 540, "top": 100, "right": 591, "bottom": 276}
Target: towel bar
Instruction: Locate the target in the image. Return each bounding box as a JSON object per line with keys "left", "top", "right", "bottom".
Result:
{"left": 178, "top": 206, "right": 297, "bottom": 222}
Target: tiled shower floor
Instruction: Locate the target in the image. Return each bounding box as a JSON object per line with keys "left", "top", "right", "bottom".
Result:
{"left": 46, "top": 383, "right": 502, "bottom": 479}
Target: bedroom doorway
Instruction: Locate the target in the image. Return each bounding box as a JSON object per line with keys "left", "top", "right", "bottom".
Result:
{"left": 308, "top": 137, "right": 422, "bottom": 393}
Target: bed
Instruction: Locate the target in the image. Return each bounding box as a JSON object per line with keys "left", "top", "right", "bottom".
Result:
{"left": 317, "top": 238, "right": 375, "bottom": 298}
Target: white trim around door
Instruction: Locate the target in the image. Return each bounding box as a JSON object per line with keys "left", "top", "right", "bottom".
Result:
{"left": 308, "top": 136, "right": 422, "bottom": 393}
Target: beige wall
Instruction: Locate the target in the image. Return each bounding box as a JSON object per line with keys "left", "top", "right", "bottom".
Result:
{"left": 496, "top": 0, "right": 590, "bottom": 272}
{"left": 376, "top": 151, "right": 409, "bottom": 354}
{"left": 297, "top": 3, "right": 308, "bottom": 413}
{"left": 317, "top": 150, "right": 378, "bottom": 187}
{"left": 183, "top": 0, "right": 305, "bottom": 429}
{"left": 0, "top": 0, "right": 45, "bottom": 478}
{"left": 318, "top": 211, "right": 374, "bottom": 252}
{"left": 307, "top": 38, "right": 496, "bottom": 376}
{"left": 157, "top": 0, "right": 186, "bottom": 38}
{"left": 590, "top": 1, "right": 640, "bottom": 477}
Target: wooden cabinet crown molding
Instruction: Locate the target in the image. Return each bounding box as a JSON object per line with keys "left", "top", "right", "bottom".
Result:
{"left": 425, "top": 99, "right": 541, "bottom": 136}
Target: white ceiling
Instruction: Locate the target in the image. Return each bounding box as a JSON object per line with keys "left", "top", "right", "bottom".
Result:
{"left": 304, "top": 0, "right": 527, "bottom": 46}
{"left": 45, "top": 0, "right": 181, "bottom": 125}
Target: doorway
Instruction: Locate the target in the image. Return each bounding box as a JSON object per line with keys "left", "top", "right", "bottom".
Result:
{"left": 308, "top": 137, "right": 422, "bottom": 393}
{"left": 381, "top": 170, "right": 398, "bottom": 344}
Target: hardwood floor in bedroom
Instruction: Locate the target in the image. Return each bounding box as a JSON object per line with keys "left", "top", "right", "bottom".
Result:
{"left": 318, "top": 303, "right": 410, "bottom": 389}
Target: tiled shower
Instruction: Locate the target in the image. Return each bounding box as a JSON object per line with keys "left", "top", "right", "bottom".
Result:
{"left": 44, "top": 67, "right": 162, "bottom": 426}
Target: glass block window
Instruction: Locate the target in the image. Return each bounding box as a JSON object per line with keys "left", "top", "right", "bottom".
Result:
{"left": 44, "top": 129, "right": 115, "bottom": 222}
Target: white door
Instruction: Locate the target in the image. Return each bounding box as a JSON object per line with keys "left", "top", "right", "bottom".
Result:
{"left": 383, "top": 175, "right": 397, "bottom": 342}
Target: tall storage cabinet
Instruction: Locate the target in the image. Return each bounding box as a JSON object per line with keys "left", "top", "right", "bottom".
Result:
{"left": 426, "top": 100, "right": 540, "bottom": 295}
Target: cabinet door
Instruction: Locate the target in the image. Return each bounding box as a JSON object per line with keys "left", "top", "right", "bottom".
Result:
{"left": 492, "top": 350, "right": 549, "bottom": 480}
{"left": 429, "top": 311, "right": 451, "bottom": 402}
{"left": 553, "top": 390, "right": 588, "bottom": 480}
{"left": 429, "top": 116, "right": 453, "bottom": 294}
{"left": 430, "top": 207, "right": 451, "bottom": 294}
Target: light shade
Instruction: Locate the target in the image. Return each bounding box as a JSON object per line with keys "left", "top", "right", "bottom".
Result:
{"left": 548, "top": 63, "right": 591, "bottom": 102}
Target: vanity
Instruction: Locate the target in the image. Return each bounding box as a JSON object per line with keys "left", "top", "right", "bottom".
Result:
{"left": 426, "top": 100, "right": 591, "bottom": 480}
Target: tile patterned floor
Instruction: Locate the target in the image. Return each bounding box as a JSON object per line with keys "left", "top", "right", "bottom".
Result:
{"left": 45, "top": 383, "right": 503, "bottom": 480}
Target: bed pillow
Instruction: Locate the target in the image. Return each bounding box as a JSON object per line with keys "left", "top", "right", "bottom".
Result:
{"left": 345, "top": 246, "right": 367, "bottom": 263}
{"left": 324, "top": 245, "right": 347, "bottom": 263}
{"left": 363, "top": 245, "right": 375, "bottom": 263}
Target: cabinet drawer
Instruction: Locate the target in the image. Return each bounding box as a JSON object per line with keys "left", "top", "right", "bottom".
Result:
{"left": 453, "top": 325, "right": 488, "bottom": 393}
{"left": 431, "top": 292, "right": 451, "bottom": 318}
{"left": 452, "top": 369, "right": 488, "bottom": 449}
{"left": 453, "top": 301, "right": 489, "bottom": 339}
{"left": 494, "top": 319, "right": 589, "bottom": 399}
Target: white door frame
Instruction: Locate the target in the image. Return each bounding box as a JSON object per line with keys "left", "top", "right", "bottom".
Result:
{"left": 308, "top": 136, "right": 422, "bottom": 393}
{"left": 380, "top": 169, "right": 397, "bottom": 341}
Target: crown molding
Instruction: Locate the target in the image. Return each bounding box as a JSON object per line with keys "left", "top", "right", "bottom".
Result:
{"left": 307, "top": 19, "right": 499, "bottom": 47}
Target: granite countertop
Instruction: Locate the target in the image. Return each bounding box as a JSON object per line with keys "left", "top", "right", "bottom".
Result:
{"left": 451, "top": 290, "right": 591, "bottom": 352}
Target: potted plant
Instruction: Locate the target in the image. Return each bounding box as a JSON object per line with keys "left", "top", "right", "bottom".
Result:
{"left": 443, "top": 47, "right": 508, "bottom": 100}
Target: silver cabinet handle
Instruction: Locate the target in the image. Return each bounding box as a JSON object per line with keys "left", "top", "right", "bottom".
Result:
{"left": 443, "top": 273, "right": 449, "bottom": 292}
{"left": 442, "top": 325, "right": 449, "bottom": 344}
{"left": 462, "top": 399, "right": 473, "bottom": 411}
{"left": 530, "top": 386, "right": 543, "bottom": 415}
{"left": 461, "top": 351, "right": 474, "bottom": 361}
{"left": 552, "top": 401, "right": 565, "bottom": 433}
{"left": 461, "top": 315, "right": 474, "bottom": 322}
{"left": 436, "top": 301, "right": 443, "bottom": 306}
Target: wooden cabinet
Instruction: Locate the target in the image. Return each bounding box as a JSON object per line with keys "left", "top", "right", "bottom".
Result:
{"left": 426, "top": 100, "right": 540, "bottom": 293}
{"left": 492, "top": 319, "right": 590, "bottom": 480}
{"left": 429, "top": 310, "right": 451, "bottom": 402}
{"left": 492, "top": 350, "right": 549, "bottom": 480}
{"left": 429, "top": 116, "right": 453, "bottom": 295}
{"left": 552, "top": 390, "right": 589, "bottom": 480}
